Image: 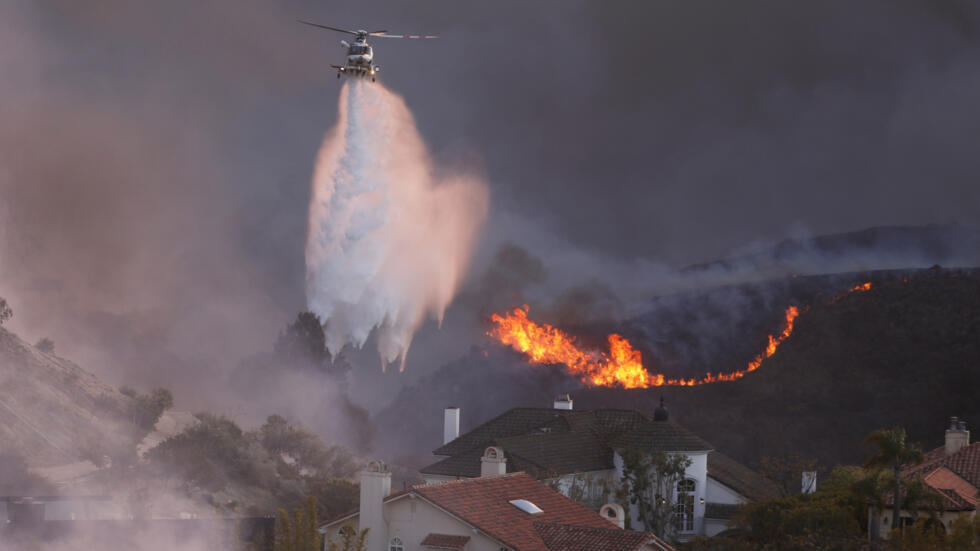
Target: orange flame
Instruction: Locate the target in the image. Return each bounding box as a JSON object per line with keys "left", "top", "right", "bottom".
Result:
{"left": 828, "top": 281, "right": 872, "bottom": 304}
{"left": 488, "top": 282, "right": 873, "bottom": 388}
{"left": 488, "top": 304, "right": 800, "bottom": 388}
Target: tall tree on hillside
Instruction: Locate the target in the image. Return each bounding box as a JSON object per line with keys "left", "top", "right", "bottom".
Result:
{"left": 864, "top": 427, "right": 924, "bottom": 532}
{"left": 275, "top": 312, "right": 350, "bottom": 377}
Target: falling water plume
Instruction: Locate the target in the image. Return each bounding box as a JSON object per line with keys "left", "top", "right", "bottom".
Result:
{"left": 306, "top": 81, "right": 488, "bottom": 369}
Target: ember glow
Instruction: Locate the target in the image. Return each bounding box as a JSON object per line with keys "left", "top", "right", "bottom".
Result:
{"left": 488, "top": 281, "right": 873, "bottom": 389}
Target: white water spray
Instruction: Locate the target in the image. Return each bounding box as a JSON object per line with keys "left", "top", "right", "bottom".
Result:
{"left": 306, "top": 81, "right": 488, "bottom": 368}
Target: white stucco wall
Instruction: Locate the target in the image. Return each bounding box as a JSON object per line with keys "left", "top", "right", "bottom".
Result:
{"left": 323, "top": 496, "right": 508, "bottom": 551}
{"left": 705, "top": 476, "right": 744, "bottom": 505}
{"left": 613, "top": 450, "right": 709, "bottom": 539}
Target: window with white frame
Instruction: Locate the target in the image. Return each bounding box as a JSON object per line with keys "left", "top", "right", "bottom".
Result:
{"left": 389, "top": 537, "right": 404, "bottom": 551}
{"left": 673, "top": 478, "right": 696, "bottom": 532}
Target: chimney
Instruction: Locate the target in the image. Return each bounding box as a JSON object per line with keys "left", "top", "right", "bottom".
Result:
{"left": 480, "top": 446, "right": 507, "bottom": 476}
{"left": 946, "top": 417, "right": 970, "bottom": 456}
{"left": 599, "top": 503, "right": 625, "bottom": 529}
{"left": 359, "top": 461, "right": 391, "bottom": 551}
{"left": 802, "top": 471, "right": 817, "bottom": 494}
{"left": 553, "top": 394, "right": 573, "bottom": 410}
{"left": 444, "top": 407, "right": 460, "bottom": 445}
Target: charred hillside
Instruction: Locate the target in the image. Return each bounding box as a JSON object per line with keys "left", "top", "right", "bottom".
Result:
{"left": 576, "top": 268, "right": 980, "bottom": 469}
{"left": 379, "top": 268, "right": 980, "bottom": 473}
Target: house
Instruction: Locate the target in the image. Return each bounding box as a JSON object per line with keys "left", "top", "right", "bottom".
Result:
{"left": 874, "top": 417, "right": 980, "bottom": 537}
{"left": 420, "top": 396, "right": 776, "bottom": 540}
{"left": 319, "top": 463, "right": 673, "bottom": 551}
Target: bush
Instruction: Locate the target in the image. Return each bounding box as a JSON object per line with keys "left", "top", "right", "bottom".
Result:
{"left": 34, "top": 337, "right": 55, "bottom": 354}
{"left": 0, "top": 298, "right": 11, "bottom": 325}
{"left": 120, "top": 386, "right": 173, "bottom": 431}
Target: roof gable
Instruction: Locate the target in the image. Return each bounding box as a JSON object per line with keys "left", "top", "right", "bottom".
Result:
{"left": 413, "top": 473, "right": 619, "bottom": 551}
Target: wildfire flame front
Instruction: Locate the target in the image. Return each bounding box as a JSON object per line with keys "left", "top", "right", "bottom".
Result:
{"left": 488, "top": 281, "right": 872, "bottom": 389}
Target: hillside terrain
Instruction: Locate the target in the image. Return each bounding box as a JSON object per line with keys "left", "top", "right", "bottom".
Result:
{"left": 377, "top": 267, "right": 980, "bottom": 474}
{"left": 0, "top": 327, "right": 136, "bottom": 467}
{"left": 580, "top": 268, "right": 980, "bottom": 469}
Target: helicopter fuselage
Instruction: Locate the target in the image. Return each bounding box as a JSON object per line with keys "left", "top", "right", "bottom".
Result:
{"left": 333, "top": 38, "right": 379, "bottom": 78}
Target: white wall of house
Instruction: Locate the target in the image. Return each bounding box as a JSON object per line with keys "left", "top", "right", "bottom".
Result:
{"left": 705, "top": 477, "right": 744, "bottom": 505}
{"left": 612, "top": 450, "right": 709, "bottom": 539}
{"left": 323, "top": 497, "right": 507, "bottom": 551}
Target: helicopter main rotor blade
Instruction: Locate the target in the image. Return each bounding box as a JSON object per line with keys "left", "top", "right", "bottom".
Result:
{"left": 368, "top": 30, "right": 389, "bottom": 34}
{"left": 297, "top": 20, "right": 358, "bottom": 36}
{"left": 370, "top": 33, "right": 440, "bottom": 39}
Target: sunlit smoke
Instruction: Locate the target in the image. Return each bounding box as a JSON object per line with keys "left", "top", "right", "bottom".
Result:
{"left": 306, "top": 80, "right": 488, "bottom": 368}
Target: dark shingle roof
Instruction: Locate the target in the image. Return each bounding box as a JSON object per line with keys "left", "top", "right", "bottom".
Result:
{"left": 706, "top": 452, "right": 779, "bottom": 501}
{"left": 533, "top": 522, "right": 670, "bottom": 551}
{"left": 420, "top": 533, "right": 471, "bottom": 549}
{"left": 704, "top": 502, "right": 741, "bottom": 520}
{"left": 425, "top": 409, "right": 651, "bottom": 477}
{"left": 434, "top": 408, "right": 576, "bottom": 456}
{"left": 610, "top": 420, "right": 713, "bottom": 452}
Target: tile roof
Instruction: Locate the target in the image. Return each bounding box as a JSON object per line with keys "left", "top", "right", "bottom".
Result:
{"left": 706, "top": 452, "right": 779, "bottom": 501}
{"left": 533, "top": 522, "right": 671, "bottom": 551}
{"left": 412, "top": 473, "right": 640, "bottom": 551}
{"left": 910, "top": 442, "right": 980, "bottom": 489}
{"left": 420, "top": 533, "right": 471, "bottom": 549}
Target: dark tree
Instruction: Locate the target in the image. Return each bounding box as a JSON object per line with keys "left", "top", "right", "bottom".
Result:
{"left": 274, "top": 312, "right": 350, "bottom": 377}
{"left": 864, "top": 427, "right": 924, "bottom": 533}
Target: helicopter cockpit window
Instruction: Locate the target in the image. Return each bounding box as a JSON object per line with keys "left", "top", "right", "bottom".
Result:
{"left": 350, "top": 45, "right": 369, "bottom": 55}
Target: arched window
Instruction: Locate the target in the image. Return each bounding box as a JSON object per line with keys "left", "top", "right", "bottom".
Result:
{"left": 673, "top": 478, "right": 696, "bottom": 532}
{"left": 389, "top": 537, "right": 404, "bottom": 551}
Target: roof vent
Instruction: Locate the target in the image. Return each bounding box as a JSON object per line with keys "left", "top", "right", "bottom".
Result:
{"left": 509, "top": 499, "right": 543, "bottom": 515}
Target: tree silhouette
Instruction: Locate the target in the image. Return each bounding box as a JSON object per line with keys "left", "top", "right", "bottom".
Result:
{"left": 864, "top": 427, "right": 924, "bottom": 533}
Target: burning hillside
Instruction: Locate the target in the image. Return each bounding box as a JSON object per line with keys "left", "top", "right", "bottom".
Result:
{"left": 488, "top": 282, "right": 872, "bottom": 389}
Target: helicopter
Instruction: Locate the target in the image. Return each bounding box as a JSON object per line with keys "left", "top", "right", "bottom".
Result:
{"left": 298, "top": 20, "right": 439, "bottom": 81}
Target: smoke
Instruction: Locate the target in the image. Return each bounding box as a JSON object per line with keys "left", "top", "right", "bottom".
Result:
{"left": 306, "top": 81, "right": 488, "bottom": 367}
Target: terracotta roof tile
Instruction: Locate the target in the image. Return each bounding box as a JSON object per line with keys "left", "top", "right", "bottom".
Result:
{"left": 420, "top": 533, "right": 471, "bottom": 549}
{"left": 412, "top": 473, "right": 622, "bottom": 551}
{"left": 533, "top": 522, "right": 670, "bottom": 551}
{"left": 909, "top": 442, "right": 980, "bottom": 489}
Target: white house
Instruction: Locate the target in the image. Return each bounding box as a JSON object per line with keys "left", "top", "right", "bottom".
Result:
{"left": 319, "top": 464, "right": 673, "bottom": 551}
{"left": 420, "top": 397, "right": 776, "bottom": 541}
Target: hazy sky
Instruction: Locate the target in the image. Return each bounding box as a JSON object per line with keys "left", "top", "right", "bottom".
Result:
{"left": 2, "top": 0, "right": 979, "bottom": 415}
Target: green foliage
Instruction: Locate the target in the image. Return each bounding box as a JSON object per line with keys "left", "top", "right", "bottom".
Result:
{"left": 274, "top": 496, "right": 323, "bottom": 551}
{"left": 259, "top": 415, "right": 357, "bottom": 480}
{"left": 34, "top": 337, "right": 55, "bottom": 354}
{"left": 757, "top": 453, "right": 819, "bottom": 497}
{"left": 120, "top": 386, "right": 174, "bottom": 431}
{"left": 864, "top": 427, "right": 924, "bottom": 532}
{"left": 305, "top": 477, "right": 359, "bottom": 520}
{"left": 147, "top": 413, "right": 276, "bottom": 492}
{"left": 887, "top": 515, "right": 980, "bottom": 551}
{"left": 732, "top": 489, "right": 864, "bottom": 550}
{"left": 0, "top": 298, "right": 11, "bottom": 325}
{"left": 618, "top": 447, "right": 692, "bottom": 538}
{"left": 326, "top": 526, "right": 369, "bottom": 551}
